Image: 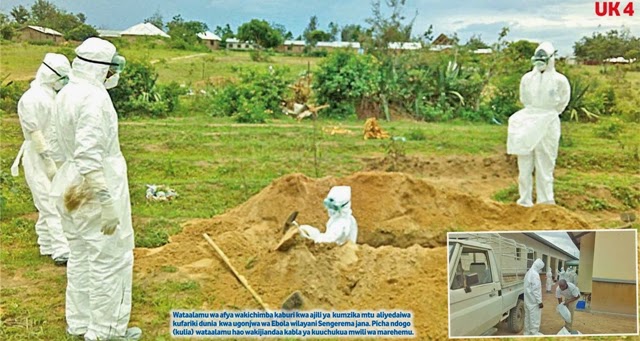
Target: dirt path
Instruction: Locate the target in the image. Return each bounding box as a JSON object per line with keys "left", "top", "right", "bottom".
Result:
{"left": 150, "top": 53, "right": 209, "bottom": 64}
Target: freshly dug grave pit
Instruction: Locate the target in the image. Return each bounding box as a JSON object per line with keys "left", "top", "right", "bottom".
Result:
{"left": 134, "top": 171, "right": 591, "bottom": 339}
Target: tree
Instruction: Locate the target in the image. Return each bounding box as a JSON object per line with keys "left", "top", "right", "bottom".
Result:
{"left": 145, "top": 11, "right": 164, "bottom": 31}
{"left": 364, "top": 0, "right": 417, "bottom": 121}
{"left": 365, "top": 0, "right": 416, "bottom": 49}
{"left": 341, "top": 24, "right": 364, "bottom": 42}
{"left": 0, "top": 13, "right": 17, "bottom": 40}
{"left": 328, "top": 22, "right": 339, "bottom": 41}
{"left": 214, "top": 24, "right": 234, "bottom": 39}
{"left": 506, "top": 40, "right": 538, "bottom": 59}
{"left": 421, "top": 24, "right": 434, "bottom": 43}
{"left": 65, "top": 23, "right": 98, "bottom": 41}
{"left": 306, "top": 30, "right": 332, "bottom": 45}
{"left": 30, "top": 0, "right": 57, "bottom": 25}
{"left": 574, "top": 29, "right": 638, "bottom": 64}
{"left": 28, "top": 0, "right": 92, "bottom": 37}
{"left": 236, "top": 19, "right": 283, "bottom": 48}
{"left": 10, "top": 5, "right": 30, "bottom": 24}
{"left": 166, "top": 15, "right": 209, "bottom": 49}
{"left": 465, "top": 34, "right": 489, "bottom": 50}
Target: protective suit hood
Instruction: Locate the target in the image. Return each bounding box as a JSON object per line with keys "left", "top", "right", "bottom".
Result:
{"left": 533, "top": 42, "right": 556, "bottom": 72}
{"left": 324, "top": 186, "right": 352, "bottom": 217}
{"left": 71, "top": 37, "right": 116, "bottom": 87}
{"left": 35, "top": 53, "right": 70, "bottom": 89}
{"left": 532, "top": 258, "right": 545, "bottom": 272}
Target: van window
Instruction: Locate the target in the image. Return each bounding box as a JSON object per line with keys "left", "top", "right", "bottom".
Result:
{"left": 457, "top": 248, "right": 493, "bottom": 287}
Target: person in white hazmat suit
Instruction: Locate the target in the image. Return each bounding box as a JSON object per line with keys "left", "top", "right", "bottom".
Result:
{"left": 50, "top": 37, "right": 140, "bottom": 340}
{"left": 507, "top": 42, "right": 571, "bottom": 207}
{"left": 524, "top": 258, "right": 545, "bottom": 335}
{"left": 546, "top": 268, "right": 554, "bottom": 293}
{"left": 298, "top": 186, "right": 358, "bottom": 245}
{"left": 12, "top": 53, "right": 71, "bottom": 265}
{"left": 559, "top": 267, "right": 566, "bottom": 282}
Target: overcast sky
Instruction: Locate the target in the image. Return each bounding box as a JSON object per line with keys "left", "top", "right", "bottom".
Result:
{"left": 535, "top": 232, "right": 580, "bottom": 258}
{"left": 2, "top": 0, "right": 638, "bottom": 55}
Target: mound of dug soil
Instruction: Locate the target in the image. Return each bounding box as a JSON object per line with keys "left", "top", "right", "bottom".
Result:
{"left": 134, "top": 171, "right": 591, "bottom": 339}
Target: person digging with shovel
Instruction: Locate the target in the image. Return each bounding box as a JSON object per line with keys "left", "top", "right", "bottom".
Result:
{"left": 276, "top": 186, "right": 358, "bottom": 250}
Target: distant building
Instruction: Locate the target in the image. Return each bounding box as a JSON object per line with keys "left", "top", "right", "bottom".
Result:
{"left": 197, "top": 31, "right": 222, "bottom": 50}
{"left": 388, "top": 42, "right": 422, "bottom": 51}
{"left": 278, "top": 40, "right": 306, "bottom": 53}
{"left": 19, "top": 25, "right": 64, "bottom": 43}
{"left": 430, "top": 33, "right": 455, "bottom": 51}
{"left": 97, "top": 30, "right": 122, "bottom": 39}
{"left": 225, "top": 38, "right": 256, "bottom": 50}
{"left": 569, "top": 230, "right": 637, "bottom": 316}
{"left": 472, "top": 48, "right": 492, "bottom": 54}
{"left": 316, "top": 41, "right": 360, "bottom": 52}
{"left": 604, "top": 56, "right": 637, "bottom": 64}
{"left": 120, "top": 23, "right": 170, "bottom": 41}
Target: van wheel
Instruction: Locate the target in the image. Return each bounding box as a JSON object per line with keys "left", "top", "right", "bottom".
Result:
{"left": 508, "top": 299, "right": 525, "bottom": 333}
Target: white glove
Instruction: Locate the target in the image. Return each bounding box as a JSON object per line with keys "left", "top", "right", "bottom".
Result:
{"left": 31, "top": 130, "right": 58, "bottom": 179}
{"left": 99, "top": 200, "right": 119, "bottom": 235}
{"left": 85, "top": 170, "right": 120, "bottom": 235}
{"left": 30, "top": 130, "right": 49, "bottom": 155}
{"left": 43, "top": 157, "right": 57, "bottom": 180}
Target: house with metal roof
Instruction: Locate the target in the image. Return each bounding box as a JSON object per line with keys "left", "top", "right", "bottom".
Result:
{"left": 120, "top": 23, "right": 170, "bottom": 41}
{"left": 19, "top": 25, "right": 64, "bottom": 43}
{"left": 197, "top": 31, "right": 222, "bottom": 50}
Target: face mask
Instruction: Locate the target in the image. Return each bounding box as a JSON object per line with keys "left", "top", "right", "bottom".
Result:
{"left": 533, "top": 60, "right": 547, "bottom": 71}
{"left": 324, "top": 197, "right": 348, "bottom": 214}
{"left": 53, "top": 76, "right": 69, "bottom": 91}
{"left": 104, "top": 73, "right": 120, "bottom": 90}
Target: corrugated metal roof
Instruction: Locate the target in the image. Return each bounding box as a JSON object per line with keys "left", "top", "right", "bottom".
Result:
{"left": 283, "top": 40, "right": 306, "bottom": 46}
{"left": 316, "top": 41, "right": 360, "bottom": 48}
{"left": 97, "top": 30, "right": 122, "bottom": 38}
{"left": 26, "top": 25, "right": 63, "bottom": 36}
{"left": 388, "top": 42, "right": 422, "bottom": 50}
{"left": 121, "top": 23, "right": 170, "bottom": 38}
{"left": 197, "top": 31, "right": 221, "bottom": 41}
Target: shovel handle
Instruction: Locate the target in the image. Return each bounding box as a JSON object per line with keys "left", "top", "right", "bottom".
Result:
{"left": 203, "top": 233, "right": 270, "bottom": 311}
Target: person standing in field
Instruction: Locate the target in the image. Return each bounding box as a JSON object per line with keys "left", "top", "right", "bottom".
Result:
{"left": 507, "top": 42, "right": 571, "bottom": 207}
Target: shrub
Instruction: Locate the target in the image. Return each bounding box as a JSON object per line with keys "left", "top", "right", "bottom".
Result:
{"left": 210, "top": 66, "right": 291, "bottom": 123}
{"left": 108, "top": 61, "right": 185, "bottom": 118}
{"left": 314, "top": 51, "right": 381, "bottom": 118}
{"left": 0, "top": 78, "right": 29, "bottom": 115}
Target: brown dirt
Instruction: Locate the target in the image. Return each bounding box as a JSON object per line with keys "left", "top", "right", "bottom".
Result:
{"left": 364, "top": 154, "right": 519, "bottom": 199}
{"left": 134, "top": 171, "right": 592, "bottom": 339}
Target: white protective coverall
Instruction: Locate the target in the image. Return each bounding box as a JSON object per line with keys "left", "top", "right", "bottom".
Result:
{"left": 50, "top": 38, "right": 138, "bottom": 340}
{"left": 524, "top": 258, "right": 545, "bottom": 335}
{"left": 546, "top": 269, "right": 554, "bottom": 292}
{"left": 299, "top": 186, "right": 358, "bottom": 245}
{"left": 12, "top": 53, "right": 71, "bottom": 262}
{"left": 507, "top": 42, "right": 571, "bottom": 207}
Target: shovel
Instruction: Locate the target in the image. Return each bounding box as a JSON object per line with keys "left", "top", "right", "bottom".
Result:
{"left": 274, "top": 211, "right": 300, "bottom": 251}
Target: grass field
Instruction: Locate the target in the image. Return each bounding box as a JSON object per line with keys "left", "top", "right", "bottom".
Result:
{"left": 1, "top": 41, "right": 320, "bottom": 85}
{"left": 1, "top": 41, "right": 639, "bottom": 339}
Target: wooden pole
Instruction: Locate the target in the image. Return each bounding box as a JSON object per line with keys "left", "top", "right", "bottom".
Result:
{"left": 202, "top": 233, "right": 270, "bottom": 311}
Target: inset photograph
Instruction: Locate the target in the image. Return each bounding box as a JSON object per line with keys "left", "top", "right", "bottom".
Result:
{"left": 448, "top": 230, "right": 638, "bottom": 338}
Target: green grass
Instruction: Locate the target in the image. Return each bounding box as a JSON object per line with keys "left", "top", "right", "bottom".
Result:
{"left": 1, "top": 41, "right": 321, "bottom": 86}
